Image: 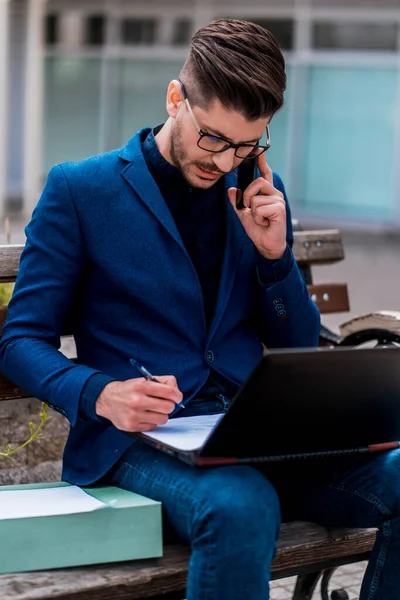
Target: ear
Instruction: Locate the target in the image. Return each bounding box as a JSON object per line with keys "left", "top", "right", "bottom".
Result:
{"left": 166, "top": 80, "right": 184, "bottom": 119}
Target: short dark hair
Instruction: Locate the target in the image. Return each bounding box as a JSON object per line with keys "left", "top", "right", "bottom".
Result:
{"left": 179, "top": 19, "right": 286, "bottom": 120}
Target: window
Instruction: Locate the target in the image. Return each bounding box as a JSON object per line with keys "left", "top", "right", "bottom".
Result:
{"left": 172, "top": 19, "right": 192, "bottom": 46}
{"left": 300, "top": 65, "right": 397, "bottom": 219}
{"left": 312, "top": 22, "right": 398, "bottom": 51}
{"left": 244, "top": 18, "right": 294, "bottom": 51}
{"left": 85, "top": 15, "right": 106, "bottom": 46}
{"left": 45, "top": 14, "right": 59, "bottom": 46}
{"left": 121, "top": 19, "right": 158, "bottom": 45}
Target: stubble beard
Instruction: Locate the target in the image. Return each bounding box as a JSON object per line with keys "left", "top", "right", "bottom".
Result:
{"left": 169, "top": 121, "right": 222, "bottom": 190}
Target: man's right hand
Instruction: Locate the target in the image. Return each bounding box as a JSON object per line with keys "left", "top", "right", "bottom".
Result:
{"left": 95, "top": 376, "right": 183, "bottom": 432}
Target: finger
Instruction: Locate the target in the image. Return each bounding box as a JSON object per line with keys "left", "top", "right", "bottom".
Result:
{"left": 249, "top": 195, "right": 286, "bottom": 211}
{"left": 251, "top": 203, "right": 286, "bottom": 226}
{"left": 228, "top": 185, "right": 268, "bottom": 214}
{"left": 140, "top": 380, "right": 183, "bottom": 404}
{"left": 244, "top": 179, "right": 283, "bottom": 206}
{"left": 134, "top": 397, "right": 177, "bottom": 414}
{"left": 227, "top": 187, "right": 243, "bottom": 213}
{"left": 156, "top": 374, "right": 178, "bottom": 387}
{"left": 136, "top": 423, "right": 158, "bottom": 432}
{"left": 228, "top": 187, "right": 261, "bottom": 236}
{"left": 257, "top": 153, "right": 273, "bottom": 185}
{"left": 139, "top": 411, "right": 170, "bottom": 426}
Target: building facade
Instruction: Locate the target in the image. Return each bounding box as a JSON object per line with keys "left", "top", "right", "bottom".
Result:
{"left": 2, "top": 0, "right": 400, "bottom": 226}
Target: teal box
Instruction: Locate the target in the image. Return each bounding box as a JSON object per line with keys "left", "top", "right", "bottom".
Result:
{"left": 0, "top": 481, "right": 162, "bottom": 574}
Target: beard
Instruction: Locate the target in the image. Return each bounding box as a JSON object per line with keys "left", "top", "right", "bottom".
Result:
{"left": 169, "top": 119, "right": 225, "bottom": 189}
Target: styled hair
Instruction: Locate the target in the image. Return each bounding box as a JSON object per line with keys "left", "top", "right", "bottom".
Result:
{"left": 179, "top": 19, "right": 286, "bottom": 120}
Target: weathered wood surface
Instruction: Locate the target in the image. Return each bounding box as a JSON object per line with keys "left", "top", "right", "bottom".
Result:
{"left": 273, "top": 521, "right": 373, "bottom": 571}
{"left": 0, "top": 246, "right": 22, "bottom": 283}
{"left": 0, "top": 231, "right": 343, "bottom": 284}
{"left": 308, "top": 283, "right": 350, "bottom": 314}
{"left": 293, "top": 230, "right": 344, "bottom": 265}
{"left": 0, "top": 522, "right": 375, "bottom": 600}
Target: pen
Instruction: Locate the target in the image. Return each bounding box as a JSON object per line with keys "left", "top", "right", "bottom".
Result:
{"left": 130, "top": 359, "right": 185, "bottom": 409}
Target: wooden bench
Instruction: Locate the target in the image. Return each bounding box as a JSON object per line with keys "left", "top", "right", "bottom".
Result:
{"left": 0, "top": 232, "right": 376, "bottom": 600}
{"left": 0, "top": 525, "right": 376, "bottom": 600}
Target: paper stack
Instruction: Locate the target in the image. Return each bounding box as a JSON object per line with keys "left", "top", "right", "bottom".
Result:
{"left": 0, "top": 482, "right": 162, "bottom": 574}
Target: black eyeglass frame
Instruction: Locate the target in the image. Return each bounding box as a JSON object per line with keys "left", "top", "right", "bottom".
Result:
{"left": 178, "top": 80, "right": 271, "bottom": 160}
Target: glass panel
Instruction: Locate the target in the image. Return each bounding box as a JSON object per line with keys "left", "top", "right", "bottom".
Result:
{"left": 172, "top": 19, "right": 192, "bottom": 46}
{"left": 84, "top": 15, "right": 106, "bottom": 46}
{"left": 313, "top": 22, "right": 398, "bottom": 51}
{"left": 121, "top": 19, "right": 158, "bottom": 45}
{"left": 118, "top": 58, "right": 184, "bottom": 144}
{"left": 45, "top": 14, "right": 59, "bottom": 46}
{"left": 266, "top": 67, "right": 292, "bottom": 186}
{"left": 251, "top": 19, "right": 294, "bottom": 51}
{"left": 43, "top": 56, "right": 101, "bottom": 174}
{"left": 300, "top": 66, "right": 397, "bottom": 220}
{"left": 223, "top": 18, "right": 294, "bottom": 50}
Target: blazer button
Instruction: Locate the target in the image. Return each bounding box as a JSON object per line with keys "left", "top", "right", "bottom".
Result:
{"left": 206, "top": 350, "right": 214, "bottom": 363}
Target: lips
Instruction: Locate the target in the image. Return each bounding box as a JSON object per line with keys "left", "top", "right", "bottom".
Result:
{"left": 195, "top": 165, "right": 221, "bottom": 179}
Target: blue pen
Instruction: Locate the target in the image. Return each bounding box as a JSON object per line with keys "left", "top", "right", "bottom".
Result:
{"left": 130, "top": 359, "right": 185, "bottom": 409}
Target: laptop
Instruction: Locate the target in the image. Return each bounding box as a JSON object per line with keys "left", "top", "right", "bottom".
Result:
{"left": 131, "top": 346, "right": 400, "bottom": 466}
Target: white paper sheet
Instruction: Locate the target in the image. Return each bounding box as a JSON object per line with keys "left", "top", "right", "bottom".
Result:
{"left": 143, "top": 414, "right": 223, "bottom": 451}
{"left": 0, "top": 485, "right": 105, "bottom": 520}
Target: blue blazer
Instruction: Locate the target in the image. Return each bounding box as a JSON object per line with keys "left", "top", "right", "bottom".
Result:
{"left": 0, "top": 128, "right": 320, "bottom": 485}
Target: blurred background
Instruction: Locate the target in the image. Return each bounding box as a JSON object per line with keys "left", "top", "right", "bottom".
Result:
{"left": 0, "top": 0, "right": 400, "bottom": 329}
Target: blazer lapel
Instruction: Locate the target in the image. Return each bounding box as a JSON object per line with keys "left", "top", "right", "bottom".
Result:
{"left": 119, "top": 131, "right": 184, "bottom": 252}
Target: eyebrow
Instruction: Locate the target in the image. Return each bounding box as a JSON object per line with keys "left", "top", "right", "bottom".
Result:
{"left": 203, "top": 125, "right": 260, "bottom": 145}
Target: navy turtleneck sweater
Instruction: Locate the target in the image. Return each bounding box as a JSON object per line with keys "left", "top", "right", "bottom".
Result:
{"left": 141, "top": 126, "right": 238, "bottom": 402}
{"left": 142, "top": 125, "right": 226, "bottom": 330}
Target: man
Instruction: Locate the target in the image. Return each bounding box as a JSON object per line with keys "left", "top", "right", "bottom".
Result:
{"left": 0, "top": 18, "right": 399, "bottom": 600}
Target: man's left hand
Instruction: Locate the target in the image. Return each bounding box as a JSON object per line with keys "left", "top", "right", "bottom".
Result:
{"left": 228, "top": 154, "right": 287, "bottom": 260}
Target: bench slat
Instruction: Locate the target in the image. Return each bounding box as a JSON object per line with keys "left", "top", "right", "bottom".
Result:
{"left": 293, "top": 230, "right": 344, "bottom": 265}
{"left": 0, "top": 246, "right": 23, "bottom": 283}
{"left": 0, "top": 522, "right": 375, "bottom": 600}
{"left": 308, "top": 283, "right": 350, "bottom": 314}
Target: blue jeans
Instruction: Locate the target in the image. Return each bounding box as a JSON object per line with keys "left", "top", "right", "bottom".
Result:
{"left": 106, "top": 404, "right": 400, "bottom": 600}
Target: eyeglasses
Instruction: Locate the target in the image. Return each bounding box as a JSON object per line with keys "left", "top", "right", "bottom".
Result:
{"left": 178, "top": 80, "right": 271, "bottom": 160}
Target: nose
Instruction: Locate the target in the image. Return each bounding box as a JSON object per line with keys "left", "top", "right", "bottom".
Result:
{"left": 212, "top": 148, "right": 237, "bottom": 174}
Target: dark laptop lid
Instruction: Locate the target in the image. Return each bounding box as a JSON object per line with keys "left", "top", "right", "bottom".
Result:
{"left": 198, "top": 346, "right": 400, "bottom": 460}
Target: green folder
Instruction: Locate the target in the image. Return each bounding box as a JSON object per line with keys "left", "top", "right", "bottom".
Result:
{"left": 0, "top": 481, "right": 162, "bottom": 574}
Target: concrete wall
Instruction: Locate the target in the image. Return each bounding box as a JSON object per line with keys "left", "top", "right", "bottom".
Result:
{"left": 0, "top": 398, "right": 68, "bottom": 485}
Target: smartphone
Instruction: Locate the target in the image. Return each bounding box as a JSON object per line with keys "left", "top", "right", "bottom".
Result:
{"left": 235, "top": 157, "right": 258, "bottom": 210}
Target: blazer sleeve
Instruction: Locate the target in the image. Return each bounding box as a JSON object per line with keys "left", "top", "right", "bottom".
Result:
{"left": 0, "top": 165, "right": 114, "bottom": 426}
{"left": 256, "top": 173, "right": 321, "bottom": 349}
